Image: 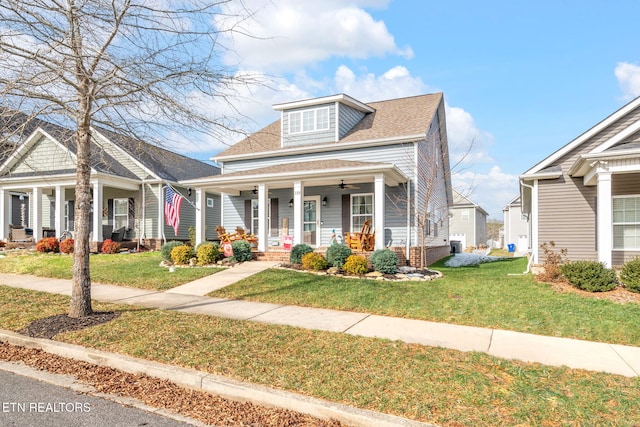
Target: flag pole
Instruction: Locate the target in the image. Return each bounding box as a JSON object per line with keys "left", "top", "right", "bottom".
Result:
{"left": 161, "top": 185, "right": 166, "bottom": 245}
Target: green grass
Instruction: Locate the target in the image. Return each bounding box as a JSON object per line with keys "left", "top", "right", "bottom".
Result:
{"left": 210, "top": 257, "right": 640, "bottom": 346}
{"left": 0, "top": 285, "right": 639, "bottom": 426}
{"left": 0, "top": 251, "right": 222, "bottom": 290}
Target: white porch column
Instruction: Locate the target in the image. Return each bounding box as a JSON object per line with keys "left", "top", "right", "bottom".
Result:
{"left": 0, "top": 189, "right": 6, "bottom": 240}
{"left": 258, "top": 183, "right": 268, "bottom": 252}
{"left": 293, "top": 180, "right": 304, "bottom": 245}
{"left": 531, "top": 180, "right": 539, "bottom": 264}
{"left": 374, "top": 174, "right": 385, "bottom": 250}
{"left": 195, "top": 188, "right": 206, "bottom": 246}
{"left": 31, "top": 187, "right": 42, "bottom": 241}
{"left": 92, "top": 182, "right": 103, "bottom": 242}
{"left": 55, "top": 186, "right": 65, "bottom": 238}
{"left": 597, "top": 171, "right": 612, "bottom": 267}
{"left": 158, "top": 184, "right": 164, "bottom": 240}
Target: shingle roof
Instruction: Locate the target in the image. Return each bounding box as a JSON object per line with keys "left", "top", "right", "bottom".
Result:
{"left": 216, "top": 93, "right": 442, "bottom": 159}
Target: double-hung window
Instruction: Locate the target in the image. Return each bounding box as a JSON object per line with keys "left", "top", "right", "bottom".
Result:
{"left": 113, "top": 198, "right": 129, "bottom": 230}
{"left": 613, "top": 195, "right": 640, "bottom": 249}
{"left": 288, "top": 107, "right": 329, "bottom": 134}
{"left": 351, "top": 194, "right": 373, "bottom": 232}
{"left": 251, "top": 199, "right": 271, "bottom": 236}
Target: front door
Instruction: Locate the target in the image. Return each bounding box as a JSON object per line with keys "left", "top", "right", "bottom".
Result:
{"left": 303, "top": 196, "right": 321, "bottom": 246}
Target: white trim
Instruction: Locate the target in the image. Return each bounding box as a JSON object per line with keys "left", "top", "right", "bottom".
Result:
{"left": 592, "top": 118, "right": 640, "bottom": 154}
{"left": 214, "top": 134, "right": 424, "bottom": 163}
{"left": 597, "top": 171, "right": 612, "bottom": 267}
{"left": 334, "top": 101, "right": 340, "bottom": 142}
{"left": 523, "top": 96, "right": 640, "bottom": 175}
{"left": 303, "top": 195, "right": 321, "bottom": 247}
{"left": 0, "top": 189, "right": 6, "bottom": 240}
{"left": 531, "top": 180, "right": 539, "bottom": 263}
{"left": 257, "top": 184, "right": 268, "bottom": 252}
{"left": 195, "top": 188, "right": 205, "bottom": 246}
{"left": 293, "top": 181, "right": 303, "bottom": 245}
{"left": 92, "top": 129, "right": 160, "bottom": 180}
{"left": 273, "top": 93, "right": 374, "bottom": 113}
{"left": 287, "top": 107, "right": 330, "bottom": 134}
{"left": 374, "top": 174, "right": 385, "bottom": 250}
{"left": 93, "top": 183, "right": 104, "bottom": 241}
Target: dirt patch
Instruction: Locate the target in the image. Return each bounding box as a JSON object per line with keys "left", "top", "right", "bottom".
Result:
{"left": 0, "top": 342, "right": 345, "bottom": 426}
{"left": 18, "top": 312, "right": 121, "bottom": 339}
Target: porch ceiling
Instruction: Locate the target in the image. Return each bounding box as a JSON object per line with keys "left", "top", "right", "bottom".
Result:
{"left": 181, "top": 159, "right": 409, "bottom": 195}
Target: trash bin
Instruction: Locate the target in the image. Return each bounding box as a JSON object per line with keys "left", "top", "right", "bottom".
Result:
{"left": 507, "top": 243, "right": 515, "bottom": 253}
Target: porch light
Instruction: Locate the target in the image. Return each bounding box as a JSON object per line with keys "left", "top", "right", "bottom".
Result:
{"left": 252, "top": 186, "right": 258, "bottom": 194}
{"left": 322, "top": 196, "right": 328, "bottom": 206}
{"left": 288, "top": 199, "right": 293, "bottom": 207}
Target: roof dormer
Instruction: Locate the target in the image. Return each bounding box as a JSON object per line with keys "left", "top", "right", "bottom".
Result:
{"left": 273, "top": 94, "right": 375, "bottom": 148}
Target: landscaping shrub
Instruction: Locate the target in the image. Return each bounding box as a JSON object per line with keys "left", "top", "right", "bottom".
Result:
{"left": 170, "top": 245, "right": 194, "bottom": 265}
{"left": 231, "top": 239, "right": 253, "bottom": 262}
{"left": 537, "top": 241, "right": 567, "bottom": 282}
{"left": 301, "top": 252, "right": 328, "bottom": 271}
{"left": 325, "top": 243, "right": 352, "bottom": 268}
{"left": 560, "top": 260, "right": 617, "bottom": 292}
{"left": 370, "top": 249, "right": 398, "bottom": 274}
{"left": 290, "top": 243, "right": 313, "bottom": 264}
{"left": 101, "top": 239, "right": 121, "bottom": 254}
{"left": 343, "top": 254, "right": 369, "bottom": 275}
{"left": 620, "top": 258, "right": 640, "bottom": 293}
{"left": 161, "top": 241, "right": 183, "bottom": 261}
{"left": 59, "top": 238, "right": 74, "bottom": 254}
{"left": 196, "top": 242, "right": 221, "bottom": 266}
{"left": 36, "top": 237, "right": 59, "bottom": 253}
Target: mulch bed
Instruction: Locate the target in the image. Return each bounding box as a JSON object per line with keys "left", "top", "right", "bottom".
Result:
{"left": 18, "top": 311, "right": 121, "bottom": 339}
{"left": 546, "top": 280, "right": 640, "bottom": 304}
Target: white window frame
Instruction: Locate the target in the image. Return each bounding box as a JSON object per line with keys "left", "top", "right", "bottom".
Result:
{"left": 113, "top": 198, "right": 129, "bottom": 230}
{"left": 613, "top": 195, "right": 640, "bottom": 250}
{"left": 207, "top": 197, "right": 214, "bottom": 208}
{"left": 351, "top": 193, "right": 373, "bottom": 232}
{"left": 251, "top": 199, "right": 272, "bottom": 236}
{"left": 288, "top": 107, "right": 330, "bottom": 134}
{"left": 461, "top": 209, "right": 470, "bottom": 221}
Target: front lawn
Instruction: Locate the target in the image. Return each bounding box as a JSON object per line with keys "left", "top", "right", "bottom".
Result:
{"left": 210, "top": 257, "right": 640, "bottom": 346}
{"left": 0, "top": 251, "right": 222, "bottom": 290}
{"left": 1, "top": 285, "right": 639, "bottom": 426}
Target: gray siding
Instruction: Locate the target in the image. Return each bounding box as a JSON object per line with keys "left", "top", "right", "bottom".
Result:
{"left": 475, "top": 210, "right": 486, "bottom": 247}
{"left": 281, "top": 103, "right": 336, "bottom": 148}
{"left": 223, "top": 143, "right": 416, "bottom": 178}
{"left": 537, "top": 176, "right": 597, "bottom": 261}
{"left": 12, "top": 136, "right": 76, "bottom": 174}
{"left": 221, "top": 183, "right": 409, "bottom": 247}
{"left": 338, "top": 104, "right": 366, "bottom": 139}
{"left": 162, "top": 185, "right": 196, "bottom": 241}
{"left": 94, "top": 133, "right": 149, "bottom": 179}
{"left": 205, "top": 192, "right": 221, "bottom": 241}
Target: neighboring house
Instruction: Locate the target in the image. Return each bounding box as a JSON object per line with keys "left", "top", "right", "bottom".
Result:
{"left": 521, "top": 95, "right": 640, "bottom": 266}
{"left": 502, "top": 195, "right": 529, "bottom": 253}
{"left": 0, "top": 119, "right": 221, "bottom": 249}
{"left": 449, "top": 189, "right": 488, "bottom": 250}
{"left": 183, "top": 93, "right": 453, "bottom": 266}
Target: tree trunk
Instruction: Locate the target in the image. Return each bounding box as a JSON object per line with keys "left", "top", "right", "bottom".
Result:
{"left": 69, "top": 123, "right": 93, "bottom": 318}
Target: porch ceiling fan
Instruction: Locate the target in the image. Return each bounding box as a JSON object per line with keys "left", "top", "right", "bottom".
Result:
{"left": 337, "top": 180, "right": 359, "bottom": 190}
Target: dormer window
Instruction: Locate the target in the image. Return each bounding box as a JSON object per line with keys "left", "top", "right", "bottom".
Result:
{"left": 288, "top": 107, "right": 329, "bottom": 134}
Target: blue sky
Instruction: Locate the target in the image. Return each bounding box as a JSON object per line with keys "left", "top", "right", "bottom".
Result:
{"left": 184, "top": 0, "right": 640, "bottom": 219}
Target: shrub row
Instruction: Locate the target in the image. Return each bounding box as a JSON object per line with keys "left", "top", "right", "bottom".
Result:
{"left": 290, "top": 242, "right": 399, "bottom": 275}
{"left": 555, "top": 256, "right": 640, "bottom": 293}
{"left": 161, "top": 240, "right": 227, "bottom": 266}
{"left": 36, "top": 237, "right": 75, "bottom": 254}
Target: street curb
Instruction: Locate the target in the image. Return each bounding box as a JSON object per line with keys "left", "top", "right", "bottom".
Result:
{"left": 0, "top": 330, "right": 436, "bottom": 427}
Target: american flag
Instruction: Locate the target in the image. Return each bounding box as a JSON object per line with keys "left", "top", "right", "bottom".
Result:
{"left": 165, "top": 186, "right": 183, "bottom": 235}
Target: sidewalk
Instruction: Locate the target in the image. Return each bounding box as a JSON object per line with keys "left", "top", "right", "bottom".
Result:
{"left": 1, "top": 268, "right": 640, "bottom": 378}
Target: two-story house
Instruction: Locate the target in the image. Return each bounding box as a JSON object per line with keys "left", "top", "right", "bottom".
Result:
{"left": 449, "top": 189, "right": 488, "bottom": 251}
{"left": 184, "top": 93, "right": 453, "bottom": 266}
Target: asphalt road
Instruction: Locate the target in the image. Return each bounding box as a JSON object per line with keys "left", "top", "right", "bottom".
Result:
{"left": 0, "top": 366, "right": 195, "bottom": 427}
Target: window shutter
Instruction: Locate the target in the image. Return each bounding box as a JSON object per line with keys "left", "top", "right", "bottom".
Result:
{"left": 107, "top": 199, "right": 114, "bottom": 226}
{"left": 270, "top": 198, "right": 279, "bottom": 236}
{"left": 128, "top": 198, "right": 135, "bottom": 230}
{"left": 68, "top": 201, "right": 75, "bottom": 231}
{"left": 342, "top": 194, "right": 350, "bottom": 233}
{"left": 244, "top": 199, "right": 252, "bottom": 230}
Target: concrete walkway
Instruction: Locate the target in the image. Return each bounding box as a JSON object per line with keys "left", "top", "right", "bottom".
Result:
{"left": 1, "top": 269, "right": 640, "bottom": 378}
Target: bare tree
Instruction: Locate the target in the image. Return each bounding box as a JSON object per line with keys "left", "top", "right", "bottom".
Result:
{"left": 388, "top": 126, "right": 475, "bottom": 269}
{"left": 0, "top": 0, "right": 258, "bottom": 317}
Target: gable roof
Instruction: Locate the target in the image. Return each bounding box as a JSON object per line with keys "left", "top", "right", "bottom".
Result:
{"left": 522, "top": 95, "right": 640, "bottom": 177}
{"left": 0, "top": 114, "right": 219, "bottom": 182}
{"left": 452, "top": 189, "right": 489, "bottom": 216}
{"left": 215, "top": 93, "right": 443, "bottom": 162}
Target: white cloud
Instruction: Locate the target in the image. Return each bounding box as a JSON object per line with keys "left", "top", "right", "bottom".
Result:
{"left": 215, "top": 0, "right": 412, "bottom": 72}
{"left": 333, "top": 64, "right": 427, "bottom": 101}
{"left": 453, "top": 166, "right": 519, "bottom": 219}
{"left": 445, "top": 104, "right": 494, "bottom": 166}
{"left": 615, "top": 62, "right": 640, "bottom": 100}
